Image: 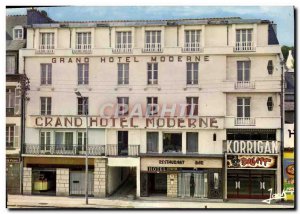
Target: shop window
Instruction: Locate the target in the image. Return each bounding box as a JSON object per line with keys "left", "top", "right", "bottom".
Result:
{"left": 163, "top": 133, "right": 182, "bottom": 153}
{"left": 32, "top": 169, "right": 56, "bottom": 195}
{"left": 214, "top": 173, "right": 219, "bottom": 190}
{"left": 147, "top": 132, "right": 158, "bottom": 153}
{"left": 186, "top": 132, "right": 198, "bottom": 153}
{"left": 267, "top": 97, "right": 274, "bottom": 111}
{"left": 178, "top": 171, "right": 208, "bottom": 198}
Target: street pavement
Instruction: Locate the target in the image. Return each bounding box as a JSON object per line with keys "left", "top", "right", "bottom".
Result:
{"left": 7, "top": 194, "right": 294, "bottom": 209}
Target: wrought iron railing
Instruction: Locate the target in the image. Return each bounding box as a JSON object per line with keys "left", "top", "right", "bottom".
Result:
{"left": 106, "top": 144, "right": 140, "bottom": 156}
{"left": 23, "top": 144, "right": 105, "bottom": 156}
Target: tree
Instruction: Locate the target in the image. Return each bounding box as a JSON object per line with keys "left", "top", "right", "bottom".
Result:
{"left": 281, "top": 46, "right": 294, "bottom": 62}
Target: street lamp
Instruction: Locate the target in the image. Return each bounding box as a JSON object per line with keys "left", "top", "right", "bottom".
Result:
{"left": 75, "top": 91, "right": 89, "bottom": 205}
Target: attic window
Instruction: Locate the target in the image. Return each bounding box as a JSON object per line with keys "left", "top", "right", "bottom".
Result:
{"left": 13, "top": 26, "right": 23, "bottom": 40}
{"left": 267, "top": 60, "right": 274, "bottom": 75}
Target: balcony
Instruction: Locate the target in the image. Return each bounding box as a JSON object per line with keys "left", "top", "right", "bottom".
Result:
{"left": 235, "top": 81, "right": 255, "bottom": 89}
{"left": 72, "top": 44, "right": 92, "bottom": 54}
{"left": 35, "top": 45, "right": 55, "bottom": 54}
{"left": 112, "top": 43, "right": 132, "bottom": 54}
{"left": 106, "top": 144, "right": 140, "bottom": 156}
{"left": 23, "top": 144, "right": 105, "bottom": 156}
{"left": 182, "top": 43, "right": 203, "bottom": 52}
{"left": 142, "top": 43, "right": 162, "bottom": 53}
{"left": 234, "top": 117, "right": 256, "bottom": 126}
{"left": 234, "top": 41, "right": 255, "bottom": 52}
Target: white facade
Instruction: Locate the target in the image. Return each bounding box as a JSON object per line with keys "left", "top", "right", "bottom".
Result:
{"left": 20, "top": 18, "right": 282, "bottom": 198}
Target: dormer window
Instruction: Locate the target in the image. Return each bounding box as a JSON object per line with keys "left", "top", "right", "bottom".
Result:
{"left": 13, "top": 26, "right": 23, "bottom": 40}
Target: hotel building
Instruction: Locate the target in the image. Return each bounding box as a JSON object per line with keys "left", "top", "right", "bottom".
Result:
{"left": 19, "top": 17, "right": 282, "bottom": 200}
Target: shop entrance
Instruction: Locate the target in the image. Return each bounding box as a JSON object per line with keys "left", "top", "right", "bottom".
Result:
{"left": 178, "top": 171, "right": 208, "bottom": 198}
{"left": 148, "top": 173, "right": 167, "bottom": 195}
{"left": 69, "top": 171, "right": 94, "bottom": 196}
{"left": 227, "top": 170, "right": 275, "bottom": 199}
{"left": 32, "top": 169, "right": 56, "bottom": 195}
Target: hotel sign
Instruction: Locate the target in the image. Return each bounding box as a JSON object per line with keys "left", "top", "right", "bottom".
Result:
{"left": 227, "top": 155, "right": 277, "bottom": 168}
{"left": 226, "top": 140, "right": 279, "bottom": 154}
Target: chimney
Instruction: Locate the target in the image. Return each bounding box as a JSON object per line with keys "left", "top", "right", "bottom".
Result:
{"left": 27, "top": 8, "right": 54, "bottom": 25}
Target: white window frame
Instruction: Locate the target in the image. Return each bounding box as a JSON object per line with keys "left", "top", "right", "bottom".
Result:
{"left": 13, "top": 26, "right": 23, "bottom": 40}
{"left": 237, "top": 97, "right": 251, "bottom": 118}
{"left": 147, "top": 97, "right": 158, "bottom": 116}
{"left": 187, "top": 62, "right": 199, "bottom": 85}
{"left": 40, "top": 97, "right": 52, "bottom": 115}
{"left": 144, "top": 31, "right": 161, "bottom": 52}
{"left": 184, "top": 30, "right": 201, "bottom": 51}
{"left": 118, "top": 63, "right": 129, "bottom": 85}
{"left": 78, "top": 63, "right": 89, "bottom": 85}
{"left": 186, "top": 97, "right": 199, "bottom": 116}
{"left": 6, "top": 125, "right": 15, "bottom": 148}
{"left": 77, "top": 97, "right": 89, "bottom": 115}
{"left": 76, "top": 32, "right": 91, "bottom": 50}
{"left": 6, "top": 56, "right": 16, "bottom": 74}
{"left": 117, "top": 97, "right": 129, "bottom": 116}
{"left": 40, "top": 64, "right": 52, "bottom": 85}
{"left": 39, "top": 33, "right": 55, "bottom": 50}
{"left": 116, "top": 31, "right": 132, "bottom": 49}
{"left": 40, "top": 131, "right": 51, "bottom": 152}
{"left": 54, "top": 131, "right": 74, "bottom": 150}
{"left": 6, "top": 88, "right": 15, "bottom": 113}
{"left": 77, "top": 132, "right": 87, "bottom": 152}
{"left": 147, "top": 63, "right": 158, "bottom": 85}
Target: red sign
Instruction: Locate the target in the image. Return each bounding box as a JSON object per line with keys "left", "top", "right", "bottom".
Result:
{"left": 227, "top": 155, "right": 276, "bottom": 168}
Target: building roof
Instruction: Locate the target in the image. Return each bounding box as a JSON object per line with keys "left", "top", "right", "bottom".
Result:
{"left": 6, "top": 15, "right": 27, "bottom": 40}
{"left": 29, "top": 17, "right": 272, "bottom": 28}
{"left": 6, "top": 40, "right": 26, "bottom": 51}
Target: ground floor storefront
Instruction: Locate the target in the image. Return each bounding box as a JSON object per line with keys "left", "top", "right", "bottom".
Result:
{"left": 140, "top": 157, "right": 223, "bottom": 199}
{"left": 6, "top": 156, "right": 21, "bottom": 194}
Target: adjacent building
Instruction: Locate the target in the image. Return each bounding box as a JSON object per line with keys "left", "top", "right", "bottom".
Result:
{"left": 19, "top": 16, "right": 282, "bottom": 200}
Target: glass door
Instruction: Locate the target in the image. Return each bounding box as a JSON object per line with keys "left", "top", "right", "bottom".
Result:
{"left": 237, "top": 174, "right": 251, "bottom": 198}
{"left": 250, "top": 174, "right": 263, "bottom": 198}
{"left": 262, "top": 175, "right": 275, "bottom": 199}
{"left": 227, "top": 173, "right": 238, "bottom": 198}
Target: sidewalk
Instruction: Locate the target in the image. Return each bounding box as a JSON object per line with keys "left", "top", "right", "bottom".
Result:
{"left": 7, "top": 194, "right": 294, "bottom": 209}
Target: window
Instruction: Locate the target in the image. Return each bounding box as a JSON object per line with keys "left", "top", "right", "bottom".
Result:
{"left": 267, "top": 60, "right": 274, "bottom": 75}
{"left": 147, "top": 63, "right": 158, "bottom": 84}
{"left": 40, "top": 33, "right": 54, "bottom": 49}
{"left": 78, "top": 63, "right": 89, "bottom": 85}
{"left": 163, "top": 133, "right": 182, "bottom": 153}
{"left": 144, "top": 31, "right": 161, "bottom": 52}
{"left": 116, "top": 31, "right": 132, "bottom": 49}
{"left": 78, "top": 97, "right": 89, "bottom": 115}
{"left": 184, "top": 30, "right": 201, "bottom": 51}
{"left": 237, "top": 61, "right": 250, "bottom": 81}
{"left": 147, "top": 132, "right": 159, "bottom": 153}
{"left": 76, "top": 32, "right": 91, "bottom": 50}
{"left": 118, "top": 63, "right": 129, "bottom": 85}
{"left": 186, "top": 132, "right": 198, "bottom": 153}
{"left": 6, "top": 125, "right": 15, "bottom": 148}
{"left": 147, "top": 97, "right": 158, "bottom": 116}
{"left": 186, "top": 97, "right": 198, "bottom": 116}
{"left": 6, "top": 88, "right": 15, "bottom": 115}
{"left": 187, "top": 62, "right": 198, "bottom": 85}
{"left": 40, "top": 64, "right": 52, "bottom": 85}
{"left": 77, "top": 132, "right": 87, "bottom": 151}
{"left": 267, "top": 97, "right": 274, "bottom": 111}
{"left": 237, "top": 97, "right": 250, "bottom": 118}
{"left": 55, "top": 132, "right": 73, "bottom": 150}
{"left": 13, "top": 27, "right": 23, "bottom": 40}
{"left": 40, "top": 131, "right": 51, "bottom": 151}
{"left": 117, "top": 97, "right": 129, "bottom": 116}
{"left": 235, "top": 29, "right": 254, "bottom": 51}
{"left": 6, "top": 56, "right": 16, "bottom": 74}
{"left": 41, "top": 97, "right": 51, "bottom": 115}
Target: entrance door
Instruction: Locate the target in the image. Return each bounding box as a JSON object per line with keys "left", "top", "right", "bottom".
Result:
{"left": 250, "top": 174, "right": 263, "bottom": 198}
{"left": 227, "top": 174, "right": 238, "bottom": 198}
{"left": 70, "top": 171, "right": 94, "bottom": 196}
{"left": 118, "top": 131, "right": 128, "bottom": 156}
{"left": 262, "top": 175, "right": 275, "bottom": 199}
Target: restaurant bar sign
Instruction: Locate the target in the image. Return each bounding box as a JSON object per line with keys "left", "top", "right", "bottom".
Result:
{"left": 226, "top": 140, "right": 279, "bottom": 154}
{"left": 227, "top": 155, "right": 277, "bottom": 168}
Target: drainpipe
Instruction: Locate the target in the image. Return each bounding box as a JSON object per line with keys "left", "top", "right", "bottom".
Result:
{"left": 280, "top": 55, "right": 285, "bottom": 195}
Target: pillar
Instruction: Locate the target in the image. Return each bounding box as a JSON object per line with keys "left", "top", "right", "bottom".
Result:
{"left": 23, "top": 167, "right": 32, "bottom": 195}
{"left": 167, "top": 173, "right": 178, "bottom": 197}
{"left": 56, "top": 168, "right": 69, "bottom": 196}
{"left": 94, "top": 158, "right": 107, "bottom": 197}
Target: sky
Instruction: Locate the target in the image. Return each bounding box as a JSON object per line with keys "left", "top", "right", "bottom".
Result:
{"left": 6, "top": 6, "right": 294, "bottom": 46}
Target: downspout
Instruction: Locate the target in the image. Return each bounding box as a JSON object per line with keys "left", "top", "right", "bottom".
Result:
{"left": 280, "top": 54, "right": 285, "bottom": 195}
{"left": 20, "top": 57, "right": 26, "bottom": 195}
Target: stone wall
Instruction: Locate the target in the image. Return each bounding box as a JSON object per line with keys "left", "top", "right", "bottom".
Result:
{"left": 23, "top": 167, "right": 32, "bottom": 195}
{"left": 167, "top": 173, "right": 178, "bottom": 197}
{"left": 94, "top": 158, "right": 107, "bottom": 197}
{"left": 56, "top": 168, "right": 69, "bottom": 196}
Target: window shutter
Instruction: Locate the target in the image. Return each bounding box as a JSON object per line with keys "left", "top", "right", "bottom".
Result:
{"left": 14, "top": 87, "right": 21, "bottom": 115}
{"left": 14, "top": 125, "right": 19, "bottom": 148}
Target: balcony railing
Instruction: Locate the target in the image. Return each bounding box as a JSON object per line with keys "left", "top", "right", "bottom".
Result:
{"left": 235, "top": 81, "right": 255, "bottom": 89}
{"left": 36, "top": 45, "right": 55, "bottom": 54}
{"left": 106, "top": 144, "right": 140, "bottom": 156}
{"left": 235, "top": 117, "right": 256, "bottom": 126}
{"left": 234, "top": 41, "right": 255, "bottom": 52}
{"left": 23, "top": 144, "right": 105, "bottom": 156}
{"left": 73, "top": 44, "right": 92, "bottom": 54}
{"left": 182, "top": 43, "right": 202, "bottom": 52}
{"left": 143, "top": 43, "right": 162, "bottom": 53}
{"left": 112, "top": 43, "right": 132, "bottom": 53}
